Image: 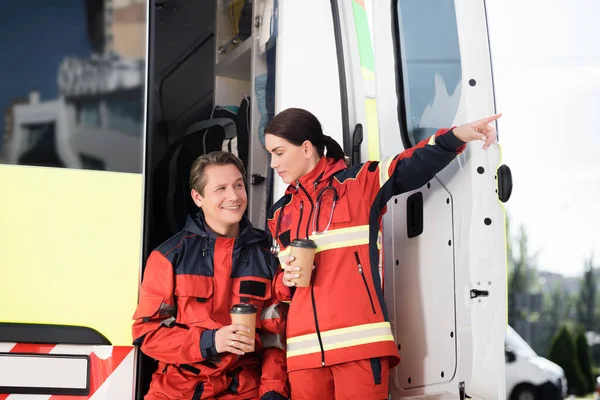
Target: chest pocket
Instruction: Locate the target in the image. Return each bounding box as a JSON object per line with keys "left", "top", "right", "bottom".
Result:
{"left": 174, "top": 277, "right": 214, "bottom": 325}
{"left": 314, "top": 183, "right": 351, "bottom": 233}
{"left": 231, "top": 278, "right": 272, "bottom": 328}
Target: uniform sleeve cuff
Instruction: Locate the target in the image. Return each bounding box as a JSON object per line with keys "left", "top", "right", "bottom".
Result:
{"left": 437, "top": 129, "right": 466, "bottom": 153}
{"left": 200, "top": 329, "right": 218, "bottom": 359}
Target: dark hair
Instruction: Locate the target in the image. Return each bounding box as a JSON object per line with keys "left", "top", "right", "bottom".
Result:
{"left": 189, "top": 151, "right": 246, "bottom": 195}
{"left": 265, "top": 108, "right": 345, "bottom": 161}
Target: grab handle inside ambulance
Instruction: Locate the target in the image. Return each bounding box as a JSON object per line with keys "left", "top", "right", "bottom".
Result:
{"left": 351, "top": 123, "right": 363, "bottom": 166}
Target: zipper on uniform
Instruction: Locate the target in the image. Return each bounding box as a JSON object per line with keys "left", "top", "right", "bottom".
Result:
{"left": 355, "top": 251, "right": 376, "bottom": 314}
{"left": 296, "top": 180, "right": 324, "bottom": 363}
{"left": 296, "top": 201, "right": 304, "bottom": 239}
{"left": 297, "top": 182, "right": 314, "bottom": 239}
{"left": 311, "top": 285, "right": 326, "bottom": 366}
{"left": 226, "top": 239, "right": 236, "bottom": 311}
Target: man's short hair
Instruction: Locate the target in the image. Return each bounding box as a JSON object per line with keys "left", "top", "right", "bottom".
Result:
{"left": 189, "top": 151, "right": 247, "bottom": 196}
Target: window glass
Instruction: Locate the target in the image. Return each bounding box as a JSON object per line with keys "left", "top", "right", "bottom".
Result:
{"left": 395, "top": 0, "right": 462, "bottom": 145}
{"left": 0, "top": 0, "right": 146, "bottom": 173}
{"left": 106, "top": 96, "right": 143, "bottom": 136}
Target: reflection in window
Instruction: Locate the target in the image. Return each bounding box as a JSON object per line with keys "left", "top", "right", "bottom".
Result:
{"left": 80, "top": 153, "right": 106, "bottom": 170}
{"left": 395, "top": 0, "right": 462, "bottom": 145}
{"left": 78, "top": 103, "right": 101, "bottom": 128}
{"left": 106, "top": 96, "right": 143, "bottom": 135}
{"left": 27, "top": 123, "right": 51, "bottom": 149}
{"left": 18, "top": 123, "right": 65, "bottom": 168}
{"left": 0, "top": 0, "right": 146, "bottom": 173}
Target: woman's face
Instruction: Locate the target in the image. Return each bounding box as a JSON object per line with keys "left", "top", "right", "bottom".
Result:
{"left": 265, "top": 134, "right": 314, "bottom": 184}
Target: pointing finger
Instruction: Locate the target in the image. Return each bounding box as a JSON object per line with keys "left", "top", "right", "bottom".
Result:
{"left": 480, "top": 113, "right": 502, "bottom": 125}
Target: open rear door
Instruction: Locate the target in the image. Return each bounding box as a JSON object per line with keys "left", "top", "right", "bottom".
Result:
{"left": 273, "top": 0, "right": 507, "bottom": 397}
{"left": 363, "top": 0, "right": 507, "bottom": 398}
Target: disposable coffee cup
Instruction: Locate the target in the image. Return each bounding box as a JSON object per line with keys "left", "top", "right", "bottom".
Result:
{"left": 289, "top": 238, "right": 317, "bottom": 287}
{"left": 230, "top": 303, "right": 257, "bottom": 351}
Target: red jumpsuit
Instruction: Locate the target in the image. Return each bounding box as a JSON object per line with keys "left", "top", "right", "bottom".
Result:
{"left": 133, "top": 213, "right": 289, "bottom": 400}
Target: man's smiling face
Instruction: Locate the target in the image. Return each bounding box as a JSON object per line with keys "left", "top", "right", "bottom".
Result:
{"left": 191, "top": 163, "right": 247, "bottom": 235}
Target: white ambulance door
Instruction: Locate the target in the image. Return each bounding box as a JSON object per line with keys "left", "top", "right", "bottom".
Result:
{"left": 272, "top": 0, "right": 346, "bottom": 200}
{"left": 367, "top": 0, "right": 508, "bottom": 399}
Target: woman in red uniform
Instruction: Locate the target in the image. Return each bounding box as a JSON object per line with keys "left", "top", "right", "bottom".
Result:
{"left": 265, "top": 108, "right": 500, "bottom": 400}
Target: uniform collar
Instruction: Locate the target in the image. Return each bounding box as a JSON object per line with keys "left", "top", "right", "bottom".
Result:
{"left": 286, "top": 157, "right": 347, "bottom": 197}
{"left": 184, "top": 211, "right": 265, "bottom": 245}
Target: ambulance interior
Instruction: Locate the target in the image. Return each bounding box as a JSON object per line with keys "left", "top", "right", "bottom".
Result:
{"left": 139, "top": 0, "right": 276, "bottom": 396}
{"left": 144, "top": 0, "right": 273, "bottom": 248}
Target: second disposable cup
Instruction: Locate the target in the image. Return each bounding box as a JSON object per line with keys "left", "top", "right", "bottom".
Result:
{"left": 289, "top": 238, "right": 317, "bottom": 287}
{"left": 230, "top": 303, "right": 257, "bottom": 352}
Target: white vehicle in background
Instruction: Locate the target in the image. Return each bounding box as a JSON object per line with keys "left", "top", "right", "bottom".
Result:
{"left": 505, "top": 325, "right": 567, "bottom": 400}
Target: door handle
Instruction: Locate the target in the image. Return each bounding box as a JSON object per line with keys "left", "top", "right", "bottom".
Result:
{"left": 406, "top": 192, "right": 423, "bottom": 238}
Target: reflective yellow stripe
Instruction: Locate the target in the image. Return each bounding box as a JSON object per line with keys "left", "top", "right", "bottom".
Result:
{"left": 279, "top": 226, "right": 370, "bottom": 268}
{"left": 316, "top": 237, "right": 369, "bottom": 253}
{"left": 288, "top": 321, "right": 390, "bottom": 343}
{"left": 311, "top": 225, "right": 368, "bottom": 253}
{"left": 287, "top": 345, "right": 322, "bottom": 357}
{"left": 288, "top": 335, "right": 396, "bottom": 358}
{"left": 428, "top": 133, "right": 436, "bottom": 145}
{"left": 287, "top": 322, "right": 394, "bottom": 358}
{"left": 365, "top": 99, "right": 380, "bottom": 160}
{"left": 362, "top": 67, "right": 375, "bottom": 81}
{"left": 379, "top": 156, "right": 394, "bottom": 188}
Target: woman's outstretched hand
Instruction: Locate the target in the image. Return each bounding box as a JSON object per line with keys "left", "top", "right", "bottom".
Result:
{"left": 453, "top": 113, "right": 502, "bottom": 150}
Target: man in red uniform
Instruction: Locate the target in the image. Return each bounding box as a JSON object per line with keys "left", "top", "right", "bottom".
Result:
{"left": 133, "top": 151, "right": 289, "bottom": 400}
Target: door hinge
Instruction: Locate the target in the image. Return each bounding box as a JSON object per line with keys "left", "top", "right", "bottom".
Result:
{"left": 470, "top": 289, "right": 489, "bottom": 299}
{"left": 459, "top": 381, "right": 472, "bottom": 399}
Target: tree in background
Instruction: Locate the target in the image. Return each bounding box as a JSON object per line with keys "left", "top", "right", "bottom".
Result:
{"left": 577, "top": 254, "right": 597, "bottom": 332}
{"left": 574, "top": 325, "right": 595, "bottom": 394}
{"left": 544, "top": 282, "right": 574, "bottom": 352}
{"left": 507, "top": 223, "right": 540, "bottom": 327}
{"left": 548, "top": 325, "right": 587, "bottom": 395}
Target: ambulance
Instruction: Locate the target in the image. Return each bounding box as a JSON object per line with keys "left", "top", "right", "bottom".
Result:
{"left": 0, "top": 0, "right": 512, "bottom": 398}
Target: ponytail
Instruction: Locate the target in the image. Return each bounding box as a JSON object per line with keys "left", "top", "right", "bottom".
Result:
{"left": 266, "top": 108, "right": 347, "bottom": 162}
{"left": 322, "top": 135, "right": 345, "bottom": 161}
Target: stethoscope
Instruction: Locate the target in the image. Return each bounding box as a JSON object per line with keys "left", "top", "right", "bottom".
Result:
{"left": 270, "top": 177, "right": 338, "bottom": 256}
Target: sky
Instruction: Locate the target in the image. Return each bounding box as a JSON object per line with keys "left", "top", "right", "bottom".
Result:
{"left": 485, "top": 0, "right": 600, "bottom": 277}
